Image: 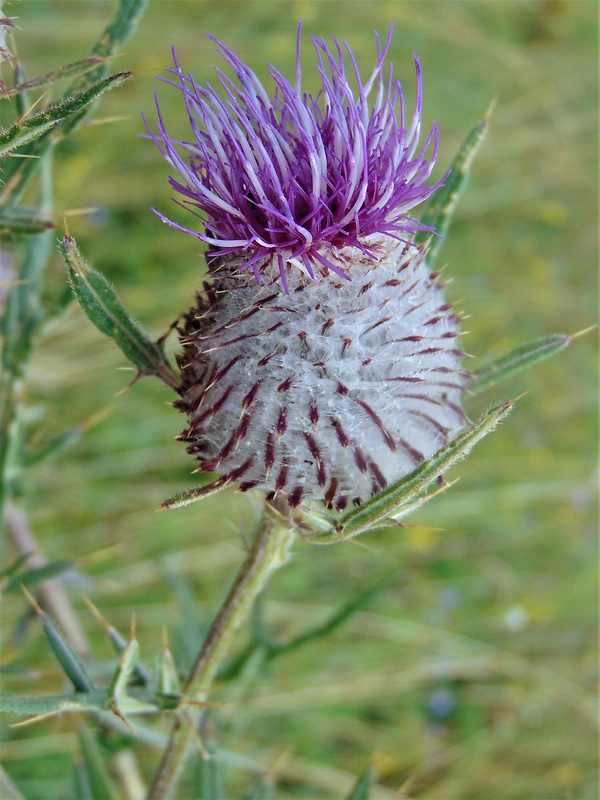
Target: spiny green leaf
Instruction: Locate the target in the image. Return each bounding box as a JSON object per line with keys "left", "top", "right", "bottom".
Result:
{"left": 107, "top": 622, "right": 140, "bottom": 701}
{"left": 0, "top": 57, "right": 105, "bottom": 97}
{"left": 4, "top": 560, "right": 75, "bottom": 594}
{"left": 416, "top": 108, "right": 490, "bottom": 266}
{"left": 0, "top": 71, "right": 130, "bottom": 157}
{"left": 160, "top": 479, "right": 229, "bottom": 510}
{"left": 268, "top": 575, "right": 396, "bottom": 661}
{"left": 62, "top": 234, "right": 178, "bottom": 386}
{"left": 0, "top": 119, "right": 58, "bottom": 157}
{"left": 346, "top": 765, "right": 376, "bottom": 800}
{"left": 469, "top": 333, "right": 573, "bottom": 395}
{"left": 23, "top": 426, "right": 85, "bottom": 467}
{"left": 1, "top": 150, "right": 54, "bottom": 379}
{"left": 26, "top": 591, "right": 95, "bottom": 693}
{"left": 0, "top": 207, "right": 56, "bottom": 236}
{"left": 306, "top": 399, "right": 516, "bottom": 544}
{"left": 84, "top": 598, "right": 151, "bottom": 686}
{"left": 69, "top": 0, "right": 148, "bottom": 98}
{"left": 0, "top": 690, "right": 108, "bottom": 717}
{"left": 157, "top": 636, "right": 182, "bottom": 699}
{"left": 77, "top": 726, "right": 119, "bottom": 800}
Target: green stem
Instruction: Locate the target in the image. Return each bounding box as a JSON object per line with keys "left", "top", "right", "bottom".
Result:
{"left": 147, "top": 501, "right": 293, "bottom": 800}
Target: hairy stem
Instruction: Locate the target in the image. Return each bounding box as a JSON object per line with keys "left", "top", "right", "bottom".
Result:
{"left": 147, "top": 501, "right": 293, "bottom": 799}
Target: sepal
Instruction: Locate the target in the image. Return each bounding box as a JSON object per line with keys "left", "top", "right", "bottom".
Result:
{"left": 62, "top": 234, "right": 179, "bottom": 387}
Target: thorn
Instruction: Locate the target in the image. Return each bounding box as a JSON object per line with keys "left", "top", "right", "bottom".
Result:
{"left": 482, "top": 96, "right": 497, "bottom": 124}
{"left": 51, "top": 206, "right": 100, "bottom": 219}
{"left": 569, "top": 325, "right": 596, "bottom": 340}
{"left": 11, "top": 711, "right": 58, "bottom": 728}
{"left": 161, "top": 626, "right": 169, "bottom": 652}
{"left": 80, "top": 404, "right": 113, "bottom": 432}
{"left": 82, "top": 595, "right": 111, "bottom": 632}
{"left": 181, "top": 699, "right": 228, "bottom": 709}
{"left": 507, "top": 391, "right": 527, "bottom": 406}
{"left": 111, "top": 706, "right": 135, "bottom": 733}
{"left": 129, "top": 614, "right": 136, "bottom": 642}
{"left": 17, "top": 90, "right": 47, "bottom": 123}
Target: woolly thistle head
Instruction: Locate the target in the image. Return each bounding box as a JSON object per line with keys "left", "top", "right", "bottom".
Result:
{"left": 148, "top": 27, "right": 468, "bottom": 511}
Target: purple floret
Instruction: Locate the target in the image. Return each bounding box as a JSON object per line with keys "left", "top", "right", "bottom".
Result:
{"left": 145, "top": 26, "right": 446, "bottom": 290}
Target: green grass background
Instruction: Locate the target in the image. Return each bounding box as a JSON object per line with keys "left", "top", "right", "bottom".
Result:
{"left": 2, "top": 1, "right": 598, "bottom": 798}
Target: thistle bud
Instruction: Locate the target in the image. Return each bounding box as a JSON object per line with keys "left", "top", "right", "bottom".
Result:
{"left": 147, "top": 27, "right": 467, "bottom": 510}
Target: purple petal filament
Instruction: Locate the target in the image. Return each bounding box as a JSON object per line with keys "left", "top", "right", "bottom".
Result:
{"left": 146, "top": 26, "right": 447, "bottom": 286}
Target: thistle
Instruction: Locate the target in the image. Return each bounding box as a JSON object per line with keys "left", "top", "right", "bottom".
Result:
{"left": 146, "top": 27, "right": 468, "bottom": 511}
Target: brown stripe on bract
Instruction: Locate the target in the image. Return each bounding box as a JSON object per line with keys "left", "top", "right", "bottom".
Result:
{"left": 331, "top": 418, "right": 350, "bottom": 448}
{"left": 278, "top": 376, "right": 293, "bottom": 393}
{"left": 288, "top": 484, "right": 304, "bottom": 507}
{"left": 396, "top": 436, "right": 425, "bottom": 465}
{"left": 354, "top": 398, "right": 396, "bottom": 451}
{"left": 324, "top": 477, "right": 339, "bottom": 508}
{"left": 241, "top": 380, "right": 261, "bottom": 411}
{"left": 309, "top": 398, "right": 320, "bottom": 425}
{"left": 277, "top": 406, "right": 288, "bottom": 437}
{"left": 408, "top": 408, "right": 450, "bottom": 441}
{"left": 275, "top": 463, "right": 288, "bottom": 492}
{"left": 227, "top": 455, "right": 255, "bottom": 482}
{"left": 303, "top": 431, "right": 327, "bottom": 488}
{"left": 353, "top": 446, "right": 368, "bottom": 474}
{"left": 264, "top": 432, "right": 275, "bottom": 473}
{"left": 367, "top": 458, "right": 387, "bottom": 491}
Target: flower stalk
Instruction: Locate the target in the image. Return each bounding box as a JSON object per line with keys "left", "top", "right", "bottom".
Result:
{"left": 147, "top": 499, "right": 293, "bottom": 799}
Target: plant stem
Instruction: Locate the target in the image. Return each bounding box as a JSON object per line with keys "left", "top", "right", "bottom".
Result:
{"left": 5, "top": 500, "right": 91, "bottom": 657}
{"left": 147, "top": 500, "right": 293, "bottom": 800}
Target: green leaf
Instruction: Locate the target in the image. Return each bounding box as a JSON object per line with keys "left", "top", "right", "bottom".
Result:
{"left": 77, "top": 726, "right": 119, "bottom": 800}
{"left": 0, "top": 207, "right": 56, "bottom": 237}
{"left": 69, "top": 0, "right": 149, "bottom": 96}
{"left": 346, "top": 765, "right": 376, "bottom": 800}
{"left": 305, "top": 398, "right": 516, "bottom": 544}
{"left": 0, "top": 57, "right": 106, "bottom": 96}
{"left": 0, "top": 71, "right": 130, "bottom": 158}
{"left": 469, "top": 333, "right": 573, "bottom": 395}
{"left": 268, "top": 575, "right": 395, "bottom": 661}
{"left": 160, "top": 479, "right": 229, "bottom": 510}
{"left": 194, "top": 751, "right": 224, "bottom": 800}
{"left": 157, "top": 638, "right": 182, "bottom": 699}
{"left": 1, "top": 150, "right": 54, "bottom": 380}
{"left": 0, "top": 690, "right": 109, "bottom": 717}
{"left": 0, "top": 119, "right": 59, "bottom": 158}
{"left": 4, "top": 560, "right": 75, "bottom": 594}
{"left": 29, "top": 595, "right": 95, "bottom": 692}
{"left": 107, "top": 622, "right": 141, "bottom": 701}
{"left": 23, "top": 426, "right": 85, "bottom": 467}
{"left": 84, "top": 597, "right": 151, "bottom": 686}
{"left": 62, "top": 234, "right": 178, "bottom": 386}
{"left": 416, "top": 107, "right": 491, "bottom": 266}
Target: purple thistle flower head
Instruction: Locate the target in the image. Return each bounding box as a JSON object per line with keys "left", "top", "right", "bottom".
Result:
{"left": 147, "top": 25, "right": 446, "bottom": 290}
{"left": 148, "top": 29, "right": 467, "bottom": 513}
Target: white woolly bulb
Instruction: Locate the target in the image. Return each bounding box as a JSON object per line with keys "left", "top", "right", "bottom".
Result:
{"left": 176, "top": 235, "right": 467, "bottom": 511}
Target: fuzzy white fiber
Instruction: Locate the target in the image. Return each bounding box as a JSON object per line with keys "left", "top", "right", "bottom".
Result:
{"left": 177, "top": 236, "right": 467, "bottom": 510}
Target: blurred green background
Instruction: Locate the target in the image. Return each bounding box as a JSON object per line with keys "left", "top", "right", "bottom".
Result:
{"left": 2, "top": 1, "right": 598, "bottom": 798}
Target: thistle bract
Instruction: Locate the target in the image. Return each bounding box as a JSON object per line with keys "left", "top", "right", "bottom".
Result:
{"left": 149, "top": 29, "right": 467, "bottom": 510}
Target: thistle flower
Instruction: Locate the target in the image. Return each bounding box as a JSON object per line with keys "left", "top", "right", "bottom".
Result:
{"left": 148, "top": 28, "right": 468, "bottom": 511}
